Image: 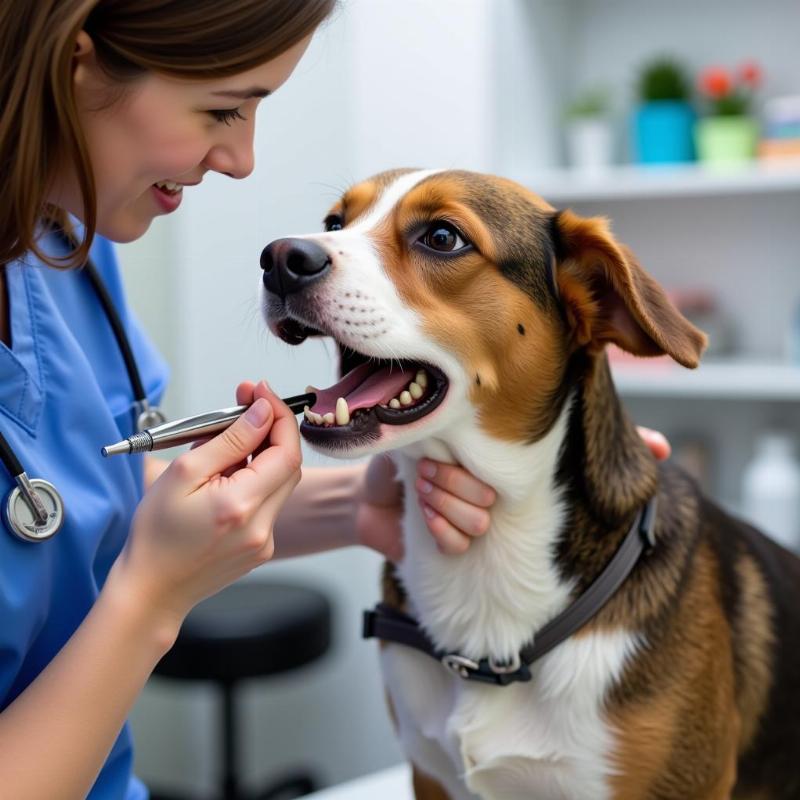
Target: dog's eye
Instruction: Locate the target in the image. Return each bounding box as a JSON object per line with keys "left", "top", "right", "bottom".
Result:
{"left": 324, "top": 214, "right": 343, "bottom": 232}
{"left": 420, "top": 223, "right": 469, "bottom": 253}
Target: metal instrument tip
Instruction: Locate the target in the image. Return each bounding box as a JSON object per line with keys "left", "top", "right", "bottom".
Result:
{"left": 101, "top": 440, "right": 132, "bottom": 457}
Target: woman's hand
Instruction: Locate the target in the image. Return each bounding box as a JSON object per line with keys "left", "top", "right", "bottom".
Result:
{"left": 111, "top": 381, "right": 302, "bottom": 635}
{"left": 356, "top": 454, "right": 496, "bottom": 561}
{"left": 357, "top": 426, "right": 670, "bottom": 559}
{"left": 637, "top": 426, "right": 671, "bottom": 461}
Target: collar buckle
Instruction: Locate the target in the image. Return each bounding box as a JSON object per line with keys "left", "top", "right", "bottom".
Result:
{"left": 441, "top": 654, "right": 480, "bottom": 679}
{"left": 441, "top": 653, "right": 532, "bottom": 685}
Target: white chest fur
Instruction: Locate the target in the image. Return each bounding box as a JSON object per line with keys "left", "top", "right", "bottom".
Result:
{"left": 381, "top": 630, "right": 638, "bottom": 800}
{"left": 385, "top": 406, "right": 640, "bottom": 799}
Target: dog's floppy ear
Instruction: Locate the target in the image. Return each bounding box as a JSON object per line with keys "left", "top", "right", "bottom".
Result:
{"left": 552, "top": 209, "right": 707, "bottom": 368}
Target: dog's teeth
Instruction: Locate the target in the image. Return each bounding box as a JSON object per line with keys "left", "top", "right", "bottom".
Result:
{"left": 305, "top": 384, "right": 318, "bottom": 394}
{"left": 408, "top": 381, "right": 423, "bottom": 399}
{"left": 335, "top": 397, "right": 350, "bottom": 425}
{"left": 312, "top": 411, "right": 324, "bottom": 425}
{"left": 399, "top": 391, "right": 413, "bottom": 406}
{"left": 303, "top": 406, "right": 312, "bottom": 422}
{"left": 389, "top": 399, "right": 401, "bottom": 409}
{"left": 416, "top": 370, "right": 428, "bottom": 389}
{"left": 323, "top": 412, "right": 335, "bottom": 425}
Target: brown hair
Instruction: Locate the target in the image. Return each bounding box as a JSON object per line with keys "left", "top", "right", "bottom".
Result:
{"left": 0, "top": 0, "right": 335, "bottom": 268}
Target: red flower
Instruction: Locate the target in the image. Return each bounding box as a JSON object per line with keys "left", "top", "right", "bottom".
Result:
{"left": 700, "top": 67, "right": 731, "bottom": 98}
{"left": 738, "top": 61, "right": 761, "bottom": 88}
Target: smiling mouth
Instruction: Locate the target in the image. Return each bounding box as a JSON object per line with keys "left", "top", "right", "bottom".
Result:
{"left": 273, "top": 318, "right": 449, "bottom": 449}
{"left": 153, "top": 180, "right": 183, "bottom": 195}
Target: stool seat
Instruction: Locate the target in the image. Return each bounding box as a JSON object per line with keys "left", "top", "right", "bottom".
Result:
{"left": 150, "top": 581, "right": 332, "bottom": 800}
{"left": 154, "top": 581, "right": 332, "bottom": 683}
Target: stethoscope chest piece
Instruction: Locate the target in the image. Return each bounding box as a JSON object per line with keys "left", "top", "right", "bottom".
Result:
{"left": 136, "top": 403, "right": 167, "bottom": 433}
{"left": 1, "top": 230, "right": 160, "bottom": 544}
{"left": 4, "top": 479, "right": 65, "bottom": 543}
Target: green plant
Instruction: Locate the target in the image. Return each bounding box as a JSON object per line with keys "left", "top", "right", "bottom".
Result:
{"left": 638, "top": 57, "right": 691, "bottom": 103}
{"left": 564, "top": 86, "right": 611, "bottom": 120}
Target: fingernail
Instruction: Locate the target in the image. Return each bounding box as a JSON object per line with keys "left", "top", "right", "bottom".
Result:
{"left": 417, "top": 478, "right": 433, "bottom": 495}
{"left": 422, "top": 504, "right": 435, "bottom": 519}
{"left": 244, "top": 398, "right": 270, "bottom": 426}
{"left": 419, "top": 461, "right": 436, "bottom": 479}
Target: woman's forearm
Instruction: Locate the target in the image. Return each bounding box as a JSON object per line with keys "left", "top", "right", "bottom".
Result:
{"left": 0, "top": 566, "right": 178, "bottom": 800}
{"left": 273, "top": 464, "right": 366, "bottom": 558}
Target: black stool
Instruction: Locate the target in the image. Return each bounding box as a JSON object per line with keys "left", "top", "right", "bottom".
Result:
{"left": 149, "top": 581, "right": 332, "bottom": 800}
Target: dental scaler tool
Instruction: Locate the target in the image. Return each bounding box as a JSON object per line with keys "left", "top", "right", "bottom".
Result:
{"left": 101, "top": 393, "right": 316, "bottom": 457}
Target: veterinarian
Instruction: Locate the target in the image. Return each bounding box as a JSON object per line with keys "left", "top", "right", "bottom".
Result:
{"left": 0, "top": 1, "right": 670, "bottom": 796}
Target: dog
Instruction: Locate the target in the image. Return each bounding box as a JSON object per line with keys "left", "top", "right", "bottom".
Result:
{"left": 260, "top": 168, "right": 800, "bottom": 800}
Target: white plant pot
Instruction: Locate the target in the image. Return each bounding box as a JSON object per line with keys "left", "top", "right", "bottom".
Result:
{"left": 565, "top": 118, "right": 614, "bottom": 173}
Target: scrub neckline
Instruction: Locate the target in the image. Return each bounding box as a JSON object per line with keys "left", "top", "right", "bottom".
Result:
{"left": 0, "top": 256, "right": 47, "bottom": 434}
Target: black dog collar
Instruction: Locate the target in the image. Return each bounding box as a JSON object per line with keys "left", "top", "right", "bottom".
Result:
{"left": 363, "top": 497, "right": 657, "bottom": 686}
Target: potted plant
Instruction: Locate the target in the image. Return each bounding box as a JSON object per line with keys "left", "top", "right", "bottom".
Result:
{"left": 564, "top": 87, "right": 614, "bottom": 173}
{"left": 633, "top": 57, "right": 695, "bottom": 164}
{"left": 695, "top": 62, "right": 761, "bottom": 165}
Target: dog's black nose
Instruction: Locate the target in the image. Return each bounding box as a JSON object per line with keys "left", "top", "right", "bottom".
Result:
{"left": 260, "top": 238, "right": 331, "bottom": 299}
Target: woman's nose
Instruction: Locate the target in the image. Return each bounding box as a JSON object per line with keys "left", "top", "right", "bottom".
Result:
{"left": 203, "top": 126, "right": 256, "bottom": 179}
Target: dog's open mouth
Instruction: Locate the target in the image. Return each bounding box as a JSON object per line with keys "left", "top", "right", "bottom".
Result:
{"left": 274, "top": 318, "right": 449, "bottom": 448}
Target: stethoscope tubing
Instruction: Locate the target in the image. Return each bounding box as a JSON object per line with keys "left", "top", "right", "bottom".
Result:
{"left": 0, "top": 430, "right": 25, "bottom": 480}
{"left": 83, "top": 258, "right": 148, "bottom": 402}
{"left": 1, "top": 226, "right": 157, "bottom": 542}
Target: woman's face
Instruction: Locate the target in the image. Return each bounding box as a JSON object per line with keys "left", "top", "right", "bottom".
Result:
{"left": 54, "top": 32, "right": 312, "bottom": 242}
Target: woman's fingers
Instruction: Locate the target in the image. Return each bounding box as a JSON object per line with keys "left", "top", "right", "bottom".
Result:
{"left": 411, "top": 460, "right": 496, "bottom": 554}
{"left": 228, "top": 385, "right": 302, "bottom": 497}
{"left": 236, "top": 380, "right": 257, "bottom": 406}
{"left": 417, "top": 501, "right": 472, "bottom": 554}
{"left": 637, "top": 426, "right": 671, "bottom": 461}
{"left": 248, "top": 386, "right": 302, "bottom": 468}
{"left": 415, "top": 476, "right": 492, "bottom": 540}
{"left": 174, "top": 397, "right": 275, "bottom": 490}
{"left": 417, "top": 460, "right": 496, "bottom": 509}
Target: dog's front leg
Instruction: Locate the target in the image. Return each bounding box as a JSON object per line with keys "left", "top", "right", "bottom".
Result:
{"left": 413, "top": 765, "right": 454, "bottom": 800}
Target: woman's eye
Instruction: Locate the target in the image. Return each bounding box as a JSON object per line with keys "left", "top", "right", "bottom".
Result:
{"left": 421, "top": 223, "right": 469, "bottom": 253}
{"left": 209, "top": 108, "right": 246, "bottom": 125}
{"left": 324, "top": 215, "right": 344, "bottom": 232}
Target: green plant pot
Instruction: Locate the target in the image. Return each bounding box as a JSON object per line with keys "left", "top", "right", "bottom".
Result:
{"left": 695, "top": 116, "right": 759, "bottom": 165}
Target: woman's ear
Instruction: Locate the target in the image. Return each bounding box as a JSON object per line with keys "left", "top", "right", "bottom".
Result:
{"left": 74, "top": 30, "right": 94, "bottom": 57}
{"left": 71, "top": 30, "right": 99, "bottom": 90}
{"left": 553, "top": 209, "right": 707, "bottom": 369}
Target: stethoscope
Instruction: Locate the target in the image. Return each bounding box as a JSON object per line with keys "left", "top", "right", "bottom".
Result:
{"left": 0, "top": 230, "right": 166, "bottom": 543}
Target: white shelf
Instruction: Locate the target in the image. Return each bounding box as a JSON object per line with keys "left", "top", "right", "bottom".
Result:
{"left": 523, "top": 161, "right": 800, "bottom": 204}
{"left": 612, "top": 360, "right": 800, "bottom": 401}
{"left": 305, "top": 765, "right": 411, "bottom": 800}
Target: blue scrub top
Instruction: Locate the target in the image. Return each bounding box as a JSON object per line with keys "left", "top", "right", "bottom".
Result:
{"left": 0, "top": 230, "right": 169, "bottom": 799}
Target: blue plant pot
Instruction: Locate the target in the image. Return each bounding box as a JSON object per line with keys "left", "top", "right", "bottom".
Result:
{"left": 633, "top": 101, "right": 696, "bottom": 164}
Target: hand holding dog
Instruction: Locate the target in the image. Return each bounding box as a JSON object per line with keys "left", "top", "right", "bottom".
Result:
{"left": 358, "top": 426, "right": 670, "bottom": 558}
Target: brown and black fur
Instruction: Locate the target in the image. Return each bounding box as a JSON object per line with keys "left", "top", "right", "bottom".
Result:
{"left": 366, "top": 170, "right": 800, "bottom": 799}
{"left": 553, "top": 353, "right": 800, "bottom": 799}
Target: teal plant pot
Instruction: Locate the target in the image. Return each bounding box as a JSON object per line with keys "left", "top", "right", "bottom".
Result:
{"left": 695, "top": 116, "right": 759, "bottom": 165}
{"left": 633, "top": 101, "right": 696, "bottom": 164}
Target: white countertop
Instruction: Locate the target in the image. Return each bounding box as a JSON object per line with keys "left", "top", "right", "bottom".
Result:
{"left": 305, "top": 764, "right": 412, "bottom": 799}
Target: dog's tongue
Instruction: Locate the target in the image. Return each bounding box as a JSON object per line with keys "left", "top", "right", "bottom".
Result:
{"left": 310, "top": 361, "right": 416, "bottom": 415}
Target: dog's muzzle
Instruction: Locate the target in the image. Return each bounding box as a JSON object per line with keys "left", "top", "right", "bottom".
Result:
{"left": 260, "top": 237, "right": 331, "bottom": 300}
